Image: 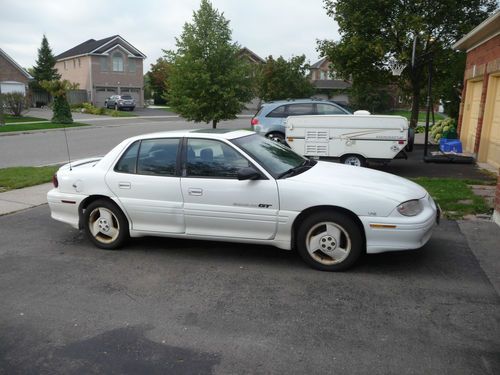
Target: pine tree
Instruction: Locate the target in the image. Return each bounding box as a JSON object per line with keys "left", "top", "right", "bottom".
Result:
{"left": 167, "top": 0, "right": 253, "bottom": 128}
{"left": 33, "top": 35, "right": 61, "bottom": 84}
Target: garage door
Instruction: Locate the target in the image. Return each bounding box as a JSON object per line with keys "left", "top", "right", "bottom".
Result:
{"left": 479, "top": 76, "right": 500, "bottom": 169}
{"left": 95, "top": 87, "right": 117, "bottom": 107}
{"left": 460, "top": 80, "right": 483, "bottom": 153}
{"left": 0, "top": 81, "right": 26, "bottom": 94}
{"left": 120, "top": 88, "right": 141, "bottom": 106}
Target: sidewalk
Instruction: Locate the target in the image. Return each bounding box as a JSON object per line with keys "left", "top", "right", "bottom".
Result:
{"left": 0, "top": 183, "right": 52, "bottom": 216}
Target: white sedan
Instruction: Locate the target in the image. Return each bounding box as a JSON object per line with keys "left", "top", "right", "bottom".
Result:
{"left": 47, "top": 129, "right": 439, "bottom": 271}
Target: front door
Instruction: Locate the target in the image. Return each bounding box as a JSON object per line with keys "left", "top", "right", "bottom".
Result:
{"left": 181, "top": 138, "right": 279, "bottom": 240}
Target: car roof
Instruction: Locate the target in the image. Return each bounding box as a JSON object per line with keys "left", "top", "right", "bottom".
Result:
{"left": 125, "top": 129, "right": 254, "bottom": 143}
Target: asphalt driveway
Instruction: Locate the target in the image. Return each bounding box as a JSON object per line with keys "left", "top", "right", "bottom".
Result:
{"left": 1, "top": 206, "right": 499, "bottom": 374}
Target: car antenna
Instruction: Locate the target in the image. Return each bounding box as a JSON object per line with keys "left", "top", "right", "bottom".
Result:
{"left": 62, "top": 121, "right": 72, "bottom": 171}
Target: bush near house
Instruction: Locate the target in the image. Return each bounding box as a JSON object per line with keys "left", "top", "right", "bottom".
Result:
{"left": 1, "top": 93, "right": 29, "bottom": 117}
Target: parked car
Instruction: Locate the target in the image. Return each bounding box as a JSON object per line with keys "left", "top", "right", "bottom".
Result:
{"left": 104, "top": 95, "right": 135, "bottom": 111}
{"left": 251, "top": 99, "right": 351, "bottom": 143}
{"left": 47, "top": 129, "right": 439, "bottom": 271}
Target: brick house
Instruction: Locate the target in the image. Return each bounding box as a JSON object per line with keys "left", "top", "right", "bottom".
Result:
{"left": 0, "top": 47, "right": 33, "bottom": 94}
{"left": 452, "top": 11, "right": 500, "bottom": 225}
{"left": 309, "top": 57, "right": 351, "bottom": 104}
{"left": 55, "top": 35, "right": 146, "bottom": 107}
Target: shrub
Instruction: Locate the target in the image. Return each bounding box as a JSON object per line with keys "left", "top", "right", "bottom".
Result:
{"left": 1, "top": 92, "right": 29, "bottom": 116}
{"left": 52, "top": 95, "right": 73, "bottom": 124}
{"left": 430, "top": 118, "right": 457, "bottom": 142}
{"left": 80, "top": 102, "right": 105, "bottom": 115}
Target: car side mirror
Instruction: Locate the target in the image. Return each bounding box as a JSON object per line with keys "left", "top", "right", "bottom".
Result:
{"left": 237, "top": 167, "right": 261, "bottom": 181}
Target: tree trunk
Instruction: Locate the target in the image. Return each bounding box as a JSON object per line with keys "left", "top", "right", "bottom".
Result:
{"left": 212, "top": 119, "right": 217, "bottom": 129}
{"left": 410, "top": 88, "right": 420, "bottom": 129}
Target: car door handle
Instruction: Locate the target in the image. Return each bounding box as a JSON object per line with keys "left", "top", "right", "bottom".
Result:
{"left": 188, "top": 188, "right": 203, "bottom": 196}
{"left": 118, "top": 182, "right": 131, "bottom": 189}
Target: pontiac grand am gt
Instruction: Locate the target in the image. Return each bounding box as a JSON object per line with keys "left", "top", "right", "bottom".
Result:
{"left": 47, "top": 129, "right": 439, "bottom": 271}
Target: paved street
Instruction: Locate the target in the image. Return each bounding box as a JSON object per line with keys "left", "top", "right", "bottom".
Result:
{"left": 0, "top": 112, "right": 252, "bottom": 168}
{"left": 0, "top": 206, "right": 499, "bottom": 374}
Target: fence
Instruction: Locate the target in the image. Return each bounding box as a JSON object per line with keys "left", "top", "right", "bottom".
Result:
{"left": 30, "top": 89, "right": 88, "bottom": 107}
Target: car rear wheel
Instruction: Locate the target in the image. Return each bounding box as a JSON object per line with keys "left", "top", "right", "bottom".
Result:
{"left": 340, "top": 154, "right": 366, "bottom": 167}
{"left": 297, "top": 211, "right": 363, "bottom": 271}
{"left": 84, "top": 199, "right": 129, "bottom": 250}
{"left": 266, "top": 132, "right": 286, "bottom": 144}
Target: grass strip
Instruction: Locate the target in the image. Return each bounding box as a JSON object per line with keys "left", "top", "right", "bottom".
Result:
{"left": 0, "top": 166, "right": 59, "bottom": 192}
{"left": 0, "top": 122, "right": 89, "bottom": 133}
{"left": 4, "top": 114, "right": 48, "bottom": 123}
{"left": 411, "top": 177, "right": 493, "bottom": 219}
{"left": 379, "top": 110, "right": 446, "bottom": 122}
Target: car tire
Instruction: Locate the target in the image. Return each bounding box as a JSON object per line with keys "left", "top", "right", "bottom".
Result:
{"left": 340, "top": 154, "right": 366, "bottom": 167}
{"left": 83, "top": 199, "right": 129, "bottom": 250}
{"left": 296, "top": 211, "right": 363, "bottom": 271}
{"left": 266, "top": 132, "right": 286, "bottom": 144}
{"left": 406, "top": 128, "right": 415, "bottom": 152}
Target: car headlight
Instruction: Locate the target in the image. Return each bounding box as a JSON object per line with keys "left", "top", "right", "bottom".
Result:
{"left": 397, "top": 199, "right": 423, "bottom": 216}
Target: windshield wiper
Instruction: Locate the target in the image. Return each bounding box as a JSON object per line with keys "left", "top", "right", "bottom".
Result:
{"left": 277, "top": 159, "right": 315, "bottom": 179}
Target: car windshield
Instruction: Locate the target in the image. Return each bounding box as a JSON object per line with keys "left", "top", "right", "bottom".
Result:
{"left": 121, "top": 95, "right": 133, "bottom": 100}
{"left": 232, "top": 134, "right": 311, "bottom": 178}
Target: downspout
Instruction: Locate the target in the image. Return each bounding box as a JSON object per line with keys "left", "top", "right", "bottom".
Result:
{"left": 88, "top": 55, "right": 93, "bottom": 105}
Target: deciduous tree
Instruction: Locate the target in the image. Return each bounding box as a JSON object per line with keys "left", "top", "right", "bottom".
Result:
{"left": 167, "top": 0, "right": 253, "bottom": 128}
{"left": 318, "top": 0, "right": 497, "bottom": 126}
{"left": 257, "top": 55, "right": 315, "bottom": 102}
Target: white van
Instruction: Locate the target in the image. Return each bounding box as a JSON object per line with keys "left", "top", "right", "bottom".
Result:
{"left": 285, "top": 114, "right": 409, "bottom": 167}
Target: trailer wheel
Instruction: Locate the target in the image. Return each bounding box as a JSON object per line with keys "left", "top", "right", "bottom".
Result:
{"left": 341, "top": 154, "right": 366, "bottom": 167}
{"left": 405, "top": 128, "right": 415, "bottom": 152}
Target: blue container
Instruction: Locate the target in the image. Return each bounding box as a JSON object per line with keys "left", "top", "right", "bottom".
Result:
{"left": 439, "top": 139, "right": 462, "bottom": 153}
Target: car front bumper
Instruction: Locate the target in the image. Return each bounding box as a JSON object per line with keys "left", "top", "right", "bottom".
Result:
{"left": 360, "top": 195, "right": 439, "bottom": 254}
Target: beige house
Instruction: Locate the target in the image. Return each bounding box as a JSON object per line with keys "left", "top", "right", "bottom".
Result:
{"left": 55, "top": 35, "right": 146, "bottom": 107}
{"left": 0, "top": 47, "right": 33, "bottom": 95}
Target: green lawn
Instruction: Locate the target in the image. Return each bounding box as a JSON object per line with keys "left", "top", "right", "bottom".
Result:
{"left": 105, "top": 109, "right": 137, "bottom": 117}
{"left": 0, "top": 166, "right": 59, "bottom": 192}
{"left": 412, "top": 177, "right": 494, "bottom": 219}
{"left": 0, "top": 122, "right": 89, "bottom": 133}
{"left": 4, "top": 114, "right": 48, "bottom": 123}
{"left": 379, "top": 110, "right": 446, "bottom": 122}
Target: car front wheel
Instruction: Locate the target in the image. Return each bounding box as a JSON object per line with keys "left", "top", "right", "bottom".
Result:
{"left": 296, "top": 211, "right": 363, "bottom": 271}
{"left": 84, "top": 199, "right": 129, "bottom": 250}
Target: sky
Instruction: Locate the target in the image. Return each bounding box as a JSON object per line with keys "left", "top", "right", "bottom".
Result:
{"left": 1, "top": 0, "right": 340, "bottom": 74}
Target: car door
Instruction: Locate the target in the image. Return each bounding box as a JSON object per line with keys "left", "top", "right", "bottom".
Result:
{"left": 105, "top": 138, "right": 185, "bottom": 233}
{"left": 180, "top": 138, "right": 279, "bottom": 240}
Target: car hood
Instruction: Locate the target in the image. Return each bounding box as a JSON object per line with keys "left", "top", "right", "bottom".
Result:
{"left": 289, "top": 161, "right": 427, "bottom": 203}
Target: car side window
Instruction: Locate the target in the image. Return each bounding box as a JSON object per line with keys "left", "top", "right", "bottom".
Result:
{"left": 136, "top": 138, "right": 180, "bottom": 176}
{"left": 266, "top": 105, "right": 286, "bottom": 118}
{"left": 114, "top": 141, "right": 140, "bottom": 173}
{"left": 287, "top": 104, "right": 314, "bottom": 115}
{"left": 316, "top": 103, "right": 346, "bottom": 115}
{"left": 186, "top": 139, "right": 250, "bottom": 178}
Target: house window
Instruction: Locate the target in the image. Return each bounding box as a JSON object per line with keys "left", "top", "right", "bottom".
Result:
{"left": 112, "top": 52, "right": 124, "bottom": 72}
{"left": 100, "top": 56, "right": 108, "bottom": 72}
{"left": 129, "top": 59, "right": 136, "bottom": 73}
{"left": 78, "top": 58, "right": 81, "bottom": 68}
{"left": 73, "top": 59, "right": 76, "bottom": 68}
{"left": 64, "top": 61, "right": 67, "bottom": 70}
